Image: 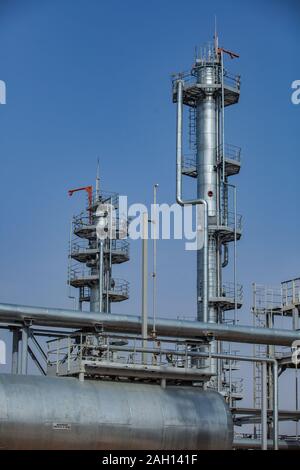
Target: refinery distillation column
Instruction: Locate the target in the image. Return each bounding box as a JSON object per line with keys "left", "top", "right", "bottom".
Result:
{"left": 68, "top": 177, "right": 130, "bottom": 313}
{"left": 173, "top": 40, "right": 243, "bottom": 394}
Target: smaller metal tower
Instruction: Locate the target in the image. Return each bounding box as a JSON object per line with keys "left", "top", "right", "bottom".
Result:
{"left": 67, "top": 174, "right": 130, "bottom": 313}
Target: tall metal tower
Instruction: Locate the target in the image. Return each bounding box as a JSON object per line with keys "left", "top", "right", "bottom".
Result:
{"left": 68, "top": 176, "right": 130, "bottom": 313}
{"left": 173, "top": 39, "right": 243, "bottom": 395}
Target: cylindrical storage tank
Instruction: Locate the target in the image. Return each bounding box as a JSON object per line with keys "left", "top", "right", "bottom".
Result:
{"left": 0, "top": 374, "right": 233, "bottom": 450}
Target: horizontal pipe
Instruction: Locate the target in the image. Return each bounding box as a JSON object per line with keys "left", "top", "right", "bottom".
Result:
{"left": 97, "top": 345, "right": 276, "bottom": 364}
{"left": 0, "top": 302, "right": 299, "bottom": 346}
{"left": 59, "top": 360, "right": 215, "bottom": 381}
{"left": 233, "top": 438, "right": 300, "bottom": 450}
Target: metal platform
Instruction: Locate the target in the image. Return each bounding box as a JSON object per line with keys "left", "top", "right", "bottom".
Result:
{"left": 73, "top": 218, "right": 127, "bottom": 240}
{"left": 210, "top": 296, "right": 242, "bottom": 311}
{"left": 182, "top": 144, "right": 241, "bottom": 179}
{"left": 46, "top": 333, "right": 215, "bottom": 383}
{"left": 69, "top": 276, "right": 129, "bottom": 302}
{"left": 71, "top": 240, "right": 129, "bottom": 265}
{"left": 209, "top": 282, "right": 243, "bottom": 311}
{"left": 210, "top": 224, "right": 242, "bottom": 243}
{"left": 173, "top": 81, "right": 240, "bottom": 108}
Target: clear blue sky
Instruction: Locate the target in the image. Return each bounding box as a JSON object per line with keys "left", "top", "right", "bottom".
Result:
{"left": 0, "top": 0, "right": 299, "bottom": 429}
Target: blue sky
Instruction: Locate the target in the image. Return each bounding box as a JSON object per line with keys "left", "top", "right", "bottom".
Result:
{"left": 0, "top": 0, "right": 299, "bottom": 429}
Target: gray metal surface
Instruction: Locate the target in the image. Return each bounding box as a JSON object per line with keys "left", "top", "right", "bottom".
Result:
{"left": 0, "top": 302, "right": 299, "bottom": 346}
{"left": 195, "top": 62, "right": 219, "bottom": 384}
{"left": 0, "top": 374, "right": 233, "bottom": 450}
{"left": 196, "top": 63, "right": 218, "bottom": 323}
{"left": 233, "top": 438, "right": 300, "bottom": 450}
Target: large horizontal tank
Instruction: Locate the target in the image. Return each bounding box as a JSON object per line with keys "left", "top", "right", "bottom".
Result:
{"left": 0, "top": 374, "right": 233, "bottom": 449}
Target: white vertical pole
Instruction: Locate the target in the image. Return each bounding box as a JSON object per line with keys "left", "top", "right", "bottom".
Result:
{"left": 152, "top": 184, "right": 158, "bottom": 336}
{"left": 273, "top": 361, "right": 279, "bottom": 450}
{"left": 261, "top": 362, "right": 268, "bottom": 450}
{"left": 142, "top": 212, "right": 148, "bottom": 364}
{"left": 99, "top": 239, "right": 104, "bottom": 313}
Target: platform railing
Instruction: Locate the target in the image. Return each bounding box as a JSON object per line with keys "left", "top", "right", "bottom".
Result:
{"left": 221, "top": 282, "right": 243, "bottom": 303}
{"left": 46, "top": 333, "right": 213, "bottom": 376}
{"left": 219, "top": 210, "right": 242, "bottom": 232}
{"left": 281, "top": 278, "right": 300, "bottom": 307}
{"left": 69, "top": 267, "right": 129, "bottom": 295}
{"left": 172, "top": 66, "right": 241, "bottom": 92}
{"left": 71, "top": 239, "right": 129, "bottom": 257}
{"left": 182, "top": 144, "right": 241, "bottom": 171}
{"left": 217, "top": 143, "right": 241, "bottom": 163}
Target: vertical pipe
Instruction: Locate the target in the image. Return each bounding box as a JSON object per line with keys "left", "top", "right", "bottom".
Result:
{"left": 196, "top": 90, "right": 217, "bottom": 323}
{"left": 17, "top": 330, "right": 22, "bottom": 375}
{"left": 99, "top": 239, "right": 104, "bottom": 313}
{"left": 96, "top": 158, "right": 100, "bottom": 201}
{"left": 273, "top": 361, "right": 279, "bottom": 450}
{"left": 68, "top": 220, "right": 76, "bottom": 310}
{"left": 11, "top": 328, "right": 19, "bottom": 374}
{"left": 108, "top": 197, "right": 113, "bottom": 313}
{"left": 195, "top": 61, "right": 218, "bottom": 384}
{"left": 233, "top": 185, "right": 237, "bottom": 322}
{"left": 142, "top": 212, "right": 148, "bottom": 364}
{"left": 152, "top": 184, "right": 158, "bottom": 335}
{"left": 221, "top": 51, "right": 225, "bottom": 183}
{"left": 228, "top": 342, "right": 232, "bottom": 407}
{"left": 261, "top": 362, "right": 268, "bottom": 450}
{"left": 296, "top": 367, "right": 299, "bottom": 439}
{"left": 21, "top": 327, "right": 28, "bottom": 375}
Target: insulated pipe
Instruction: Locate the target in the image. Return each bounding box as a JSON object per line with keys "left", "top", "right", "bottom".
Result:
{"left": 175, "top": 79, "right": 208, "bottom": 323}
{"left": 142, "top": 212, "right": 148, "bottom": 364}
{"left": 98, "top": 239, "right": 104, "bottom": 313}
{"left": 0, "top": 303, "right": 299, "bottom": 347}
{"left": 273, "top": 361, "right": 279, "bottom": 450}
{"left": 233, "top": 438, "right": 300, "bottom": 450}
{"left": 222, "top": 243, "right": 229, "bottom": 268}
{"left": 261, "top": 362, "right": 268, "bottom": 450}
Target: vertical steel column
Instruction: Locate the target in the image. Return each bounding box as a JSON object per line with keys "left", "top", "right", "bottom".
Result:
{"left": 273, "top": 360, "right": 279, "bottom": 450}
{"left": 152, "top": 184, "right": 158, "bottom": 335}
{"left": 21, "top": 327, "right": 28, "bottom": 375}
{"left": 195, "top": 60, "right": 218, "bottom": 384}
{"left": 68, "top": 220, "right": 76, "bottom": 309}
{"left": 293, "top": 307, "right": 299, "bottom": 330}
{"left": 261, "top": 362, "right": 268, "bottom": 450}
{"left": 108, "top": 197, "right": 113, "bottom": 313}
{"left": 142, "top": 212, "right": 148, "bottom": 364}
{"left": 11, "top": 328, "right": 19, "bottom": 374}
{"left": 196, "top": 82, "right": 218, "bottom": 322}
{"left": 98, "top": 240, "right": 104, "bottom": 313}
{"left": 17, "top": 330, "right": 22, "bottom": 375}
